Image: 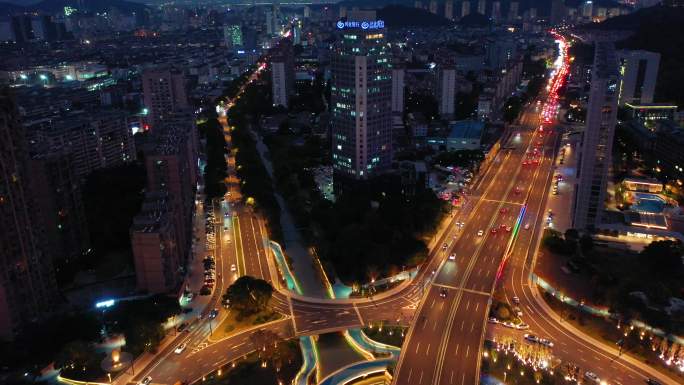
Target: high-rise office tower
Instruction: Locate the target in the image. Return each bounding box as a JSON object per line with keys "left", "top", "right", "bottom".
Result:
{"left": 223, "top": 24, "right": 243, "bottom": 50}
{"left": 491, "top": 1, "right": 502, "bottom": 22}
{"left": 414, "top": 1, "right": 423, "bottom": 10}
{"left": 392, "top": 66, "right": 405, "bottom": 114}
{"left": 429, "top": 0, "right": 438, "bottom": 14}
{"left": 0, "top": 89, "right": 57, "bottom": 340}
{"left": 477, "top": 0, "right": 487, "bottom": 15}
{"left": 142, "top": 67, "right": 189, "bottom": 126}
{"left": 270, "top": 40, "right": 294, "bottom": 108}
{"left": 331, "top": 11, "right": 392, "bottom": 189}
{"left": 462, "top": 1, "right": 471, "bottom": 17}
{"left": 550, "top": 0, "right": 566, "bottom": 24}
{"left": 437, "top": 66, "right": 456, "bottom": 118}
{"left": 508, "top": 1, "right": 519, "bottom": 21}
{"left": 445, "top": 0, "right": 454, "bottom": 20}
{"left": 304, "top": 6, "right": 311, "bottom": 18}
{"left": 573, "top": 42, "right": 619, "bottom": 230}
{"left": 617, "top": 50, "right": 660, "bottom": 106}
{"left": 582, "top": 1, "right": 594, "bottom": 18}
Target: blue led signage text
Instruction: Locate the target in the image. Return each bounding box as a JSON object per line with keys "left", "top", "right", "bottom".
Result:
{"left": 336, "top": 20, "right": 385, "bottom": 30}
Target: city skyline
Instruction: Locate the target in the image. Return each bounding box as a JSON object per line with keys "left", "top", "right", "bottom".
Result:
{"left": 0, "top": 2, "right": 683, "bottom": 385}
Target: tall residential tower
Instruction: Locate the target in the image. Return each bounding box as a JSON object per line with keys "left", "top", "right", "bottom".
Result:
{"left": 0, "top": 89, "right": 57, "bottom": 340}
{"left": 572, "top": 42, "right": 619, "bottom": 230}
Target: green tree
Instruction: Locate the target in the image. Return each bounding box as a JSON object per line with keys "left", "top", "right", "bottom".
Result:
{"left": 223, "top": 276, "right": 274, "bottom": 318}
{"left": 639, "top": 240, "right": 683, "bottom": 277}
{"left": 54, "top": 340, "right": 103, "bottom": 379}
{"left": 580, "top": 234, "right": 594, "bottom": 253}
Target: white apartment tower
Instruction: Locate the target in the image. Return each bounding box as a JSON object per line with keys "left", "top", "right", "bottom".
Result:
{"left": 617, "top": 50, "right": 660, "bottom": 106}
{"left": 437, "top": 66, "right": 456, "bottom": 118}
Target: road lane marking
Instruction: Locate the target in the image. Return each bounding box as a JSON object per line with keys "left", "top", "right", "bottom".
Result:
{"left": 454, "top": 344, "right": 459, "bottom": 355}
{"left": 426, "top": 343, "right": 431, "bottom": 356}
{"left": 450, "top": 371, "right": 454, "bottom": 384}
{"left": 465, "top": 345, "right": 470, "bottom": 358}
{"left": 418, "top": 370, "right": 424, "bottom": 384}
{"left": 407, "top": 368, "right": 413, "bottom": 382}
{"left": 353, "top": 303, "right": 364, "bottom": 325}
{"left": 416, "top": 342, "right": 421, "bottom": 354}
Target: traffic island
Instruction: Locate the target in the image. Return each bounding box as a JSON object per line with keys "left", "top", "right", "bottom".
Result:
{"left": 480, "top": 340, "right": 565, "bottom": 385}
{"left": 208, "top": 309, "right": 282, "bottom": 342}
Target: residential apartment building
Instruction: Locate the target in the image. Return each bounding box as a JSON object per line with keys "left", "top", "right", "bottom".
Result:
{"left": 142, "top": 67, "right": 189, "bottom": 126}
{"left": 573, "top": 42, "right": 619, "bottom": 230}
{"left": 0, "top": 89, "right": 57, "bottom": 340}
{"left": 617, "top": 50, "right": 660, "bottom": 106}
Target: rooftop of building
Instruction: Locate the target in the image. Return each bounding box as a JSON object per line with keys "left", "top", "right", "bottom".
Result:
{"left": 594, "top": 41, "right": 618, "bottom": 79}
{"left": 448, "top": 119, "right": 484, "bottom": 139}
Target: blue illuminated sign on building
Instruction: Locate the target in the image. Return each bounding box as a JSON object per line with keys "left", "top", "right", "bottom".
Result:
{"left": 336, "top": 20, "right": 385, "bottom": 30}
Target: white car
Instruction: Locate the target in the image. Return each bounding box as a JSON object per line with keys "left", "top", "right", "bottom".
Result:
{"left": 524, "top": 223, "right": 530, "bottom": 230}
{"left": 174, "top": 343, "right": 187, "bottom": 354}
{"left": 230, "top": 264, "right": 237, "bottom": 272}
{"left": 140, "top": 376, "right": 152, "bottom": 385}
{"left": 448, "top": 253, "right": 456, "bottom": 261}
{"left": 477, "top": 230, "right": 484, "bottom": 237}
{"left": 584, "top": 371, "right": 600, "bottom": 383}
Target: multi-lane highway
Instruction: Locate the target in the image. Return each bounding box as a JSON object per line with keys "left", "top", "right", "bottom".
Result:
{"left": 392, "top": 108, "right": 557, "bottom": 385}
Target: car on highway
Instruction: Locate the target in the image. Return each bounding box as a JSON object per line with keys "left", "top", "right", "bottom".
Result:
{"left": 442, "top": 243, "right": 448, "bottom": 251}
{"left": 439, "top": 288, "right": 448, "bottom": 298}
{"left": 584, "top": 371, "right": 600, "bottom": 383}
{"left": 477, "top": 230, "right": 484, "bottom": 237}
{"left": 646, "top": 379, "right": 663, "bottom": 385}
{"left": 539, "top": 338, "right": 554, "bottom": 348}
{"left": 524, "top": 334, "right": 539, "bottom": 344}
{"left": 500, "top": 208, "right": 508, "bottom": 214}
{"left": 490, "top": 228, "right": 498, "bottom": 234}
{"left": 488, "top": 317, "right": 498, "bottom": 324}
{"left": 512, "top": 296, "right": 520, "bottom": 305}
{"left": 176, "top": 322, "right": 188, "bottom": 332}
{"left": 448, "top": 253, "right": 456, "bottom": 261}
{"left": 231, "top": 264, "right": 237, "bottom": 272}
{"left": 515, "top": 323, "right": 529, "bottom": 330}
{"left": 209, "top": 308, "right": 219, "bottom": 319}
{"left": 524, "top": 223, "right": 530, "bottom": 230}
{"left": 139, "top": 376, "right": 152, "bottom": 385}
{"left": 505, "top": 226, "right": 512, "bottom": 232}
{"left": 174, "top": 343, "right": 187, "bottom": 354}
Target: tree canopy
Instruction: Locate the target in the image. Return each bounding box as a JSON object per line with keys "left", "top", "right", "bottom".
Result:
{"left": 223, "top": 276, "right": 274, "bottom": 318}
